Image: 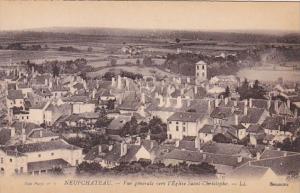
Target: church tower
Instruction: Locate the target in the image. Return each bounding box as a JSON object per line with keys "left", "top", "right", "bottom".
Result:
{"left": 195, "top": 60, "right": 207, "bottom": 85}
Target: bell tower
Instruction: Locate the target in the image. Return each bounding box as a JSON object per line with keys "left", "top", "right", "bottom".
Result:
{"left": 195, "top": 60, "right": 207, "bottom": 85}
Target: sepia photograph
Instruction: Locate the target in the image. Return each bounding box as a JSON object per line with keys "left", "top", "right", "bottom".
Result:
{"left": 0, "top": 1, "right": 299, "bottom": 193}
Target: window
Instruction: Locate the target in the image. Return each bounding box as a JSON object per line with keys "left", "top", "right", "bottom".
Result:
{"left": 176, "top": 122, "right": 179, "bottom": 124}
{"left": 169, "top": 134, "right": 172, "bottom": 139}
{"left": 182, "top": 122, "right": 185, "bottom": 125}
{"left": 27, "top": 116, "right": 29, "bottom": 119}
{"left": 51, "top": 153, "right": 54, "bottom": 156}
{"left": 38, "top": 154, "right": 41, "bottom": 158}
{"left": 20, "top": 167, "right": 23, "bottom": 173}
{"left": 9, "top": 158, "right": 12, "bottom": 162}
{"left": 196, "top": 73, "right": 199, "bottom": 76}
{"left": 183, "top": 127, "right": 186, "bottom": 132}
{"left": 202, "top": 72, "right": 205, "bottom": 77}
{"left": 176, "top": 126, "right": 179, "bottom": 131}
{"left": 0, "top": 158, "right": 3, "bottom": 163}
{"left": 169, "top": 121, "right": 172, "bottom": 124}
{"left": 197, "top": 66, "right": 199, "bottom": 70}
{"left": 202, "top": 65, "right": 204, "bottom": 70}
{"left": 22, "top": 116, "right": 24, "bottom": 120}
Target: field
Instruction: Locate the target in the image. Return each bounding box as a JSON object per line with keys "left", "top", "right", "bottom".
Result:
{"left": 0, "top": 29, "right": 300, "bottom": 80}
{"left": 237, "top": 68, "right": 300, "bottom": 82}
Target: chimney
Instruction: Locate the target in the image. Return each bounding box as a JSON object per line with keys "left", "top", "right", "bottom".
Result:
{"left": 225, "top": 97, "right": 229, "bottom": 105}
{"left": 294, "top": 108, "right": 298, "bottom": 118}
{"left": 180, "top": 88, "right": 184, "bottom": 95}
{"left": 92, "top": 89, "right": 96, "bottom": 99}
{"left": 125, "top": 78, "right": 130, "bottom": 90}
{"left": 234, "top": 100, "right": 238, "bottom": 107}
{"left": 140, "top": 105, "right": 146, "bottom": 117}
{"left": 234, "top": 114, "right": 239, "bottom": 126}
{"left": 117, "top": 75, "right": 122, "bottom": 89}
{"left": 175, "top": 140, "right": 180, "bottom": 147}
{"left": 112, "top": 77, "right": 116, "bottom": 87}
{"left": 274, "top": 100, "right": 279, "bottom": 114}
{"left": 208, "top": 99, "right": 211, "bottom": 113}
{"left": 176, "top": 96, "right": 182, "bottom": 108}
{"left": 267, "top": 99, "right": 271, "bottom": 109}
{"left": 21, "top": 128, "right": 26, "bottom": 143}
{"left": 283, "top": 151, "right": 287, "bottom": 157}
{"left": 195, "top": 138, "right": 201, "bottom": 150}
{"left": 45, "top": 78, "right": 48, "bottom": 86}
{"left": 118, "top": 96, "right": 123, "bottom": 105}
{"left": 10, "top": 127, "right": 15, "bottom": 138}
{"left": 108, "top": 144, "right": 113, "bottom": 151}
{"left": 165, "top": 97, "right": 171, "bottom": 107}
{"left": 135, "top": 137, "right": 141, "bottom": 145}
{"left": 256, "top": 152, "right": 261, "bottom": 160}
{"left": 237, "top": 156, "right": 243, "bottom": 163}
{"left": 202, "top": 153, "right": 207, "bottom": 160}
{"left": 141, "top": 93, "right": 145, "bottom": 104}
{"left": 249, "top": 98, "right": 253, "bottom": 108}
{"left": 244, "top": 105, "right": 248, "bottom": 116}
{"left": 187, "top": 77, "right": 190, "bottom": 83}
{"left": 287, "top": 100, "right": 291, "bottom": 109}
{"left": 215, "top": 98, "right": 219, "bottom": 107}
{"left": 39, "top": 129, "right": 43, "bottom": 138}
{"left": 120, "top": 142, "right": 128, "bottom": 157}
{"left": 98, "top": 145, "right": 102, "bottom": 154}
{"left": 244, "top": 99, "right": 248, "bottom": 107}
{"left": 150, "top": 141, "right": 154, "bottom": 149}
{"left": 194, "top": 86, "right": 198, "bottom": 94}
{"left": 159, "top": 95, "right": 164, "bottom": 107}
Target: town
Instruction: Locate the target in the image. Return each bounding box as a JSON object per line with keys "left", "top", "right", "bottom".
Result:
{"left": 0, "top": 44, "right": 300, "bottom": 181}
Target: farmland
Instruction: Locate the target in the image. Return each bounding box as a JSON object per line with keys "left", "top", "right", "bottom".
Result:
{"left": 0, "top": 28, "right": 300, "bottom": 80}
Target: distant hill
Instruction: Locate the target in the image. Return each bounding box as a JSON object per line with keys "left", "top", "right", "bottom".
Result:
{"left": 0, "top": 27, "right": 300, "bottom": 44}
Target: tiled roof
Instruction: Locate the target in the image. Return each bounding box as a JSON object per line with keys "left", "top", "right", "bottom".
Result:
{"left": 201, "top": 142, "right": 250, "bottom": 156}
{"left": 260, "top": 149, "right": 300, "bottom": 160}
{"left": 27, "top": 159, "right": 70, "bottom": 172}
{"left": 1, "top": 139, "right": 80, "bottom": 154}
{"left": 199, "top": 124, "right": 215, "bottom": 134}
{"left": 107, "top": 115, "right": 131, "bottom": 131}
{"left": 7, "top": 90, "right": 24, "bottom": 100}
{"left": 251, "top": 154, "right": 300, "bottom": 176}
{"left": 210, "top": 107, "right": 233, "bottom": 119}
{"left": 240, "top": 108, "right": 266, "bottom": 124}
{"left": 230, "top": 163, "right": 271, "bottom": 179}
{"left": 0, "top": 128, "right": 11, "bottom": 145}
{"left": 28, "top": 128, "right": 59, "bottom": 138}
{"left": 163, "top": 149, "right": 251, "bottom": 167}
{"left": 246, "top": 124, "right": 263, "bottom": 133}
{"left": 167, "top": 112, "right": 206, "bottom": 122}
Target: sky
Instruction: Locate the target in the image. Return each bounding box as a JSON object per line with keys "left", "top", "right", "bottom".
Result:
{"left": 0, "top": 1, "right": 299, "bottom": 32}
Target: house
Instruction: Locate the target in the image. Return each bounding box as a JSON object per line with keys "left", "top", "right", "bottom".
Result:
{"left": 229, "top": 163, "right": 277, "bottom": 180}
{"left": 28, "top": 101, "right": 51, "bottom": 125}
{"left": 167, "top": 112, "right": 208, "bottom": 140}
{"left": 240, "top": 107, "right": 269, "bottom": 128}
{"left": 6, "top": 90, "right": 24, "bottom": 109}
{"left": 44, "top": 103, "right": 72, "bottom": 126}
{"left": 250, "top": 150, "right": 300, "bottom": 178}
{"left": 201, "top": 142, "right": 252, "bottom": 158}
{"left": 84, "top": 139, "right": 159, "bottom": 168}
{"left": 0, "top": 139, "right": 82, "bottom": 176}
{"left": 26, "top": 128, "right": 60, "bottom": 143}
{"left": 162, "top": 148, "right": 251, "bottom": 177}
{"left": 62, "top": 95, "right": 96, "bottom": 114}
{"left": 106, "top": 115, "right": 131, "bottom": 136}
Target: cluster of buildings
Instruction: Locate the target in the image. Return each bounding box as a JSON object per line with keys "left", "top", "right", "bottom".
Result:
{"left": 0, "top": 60, "right": 300, "bottom": 180}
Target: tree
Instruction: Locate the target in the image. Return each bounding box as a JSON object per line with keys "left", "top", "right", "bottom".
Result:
{"left": 95, "top": 110, "right": 113, "bottom": 128}
{"left": 49, "top": 167, "right": 64, "bottom": 175}
{"left": 142, "top": 57, "right": 153, "bottom": 66}
{"left": 212, "top": 133, "right": 231, "bottom": 143}
{"left": 52, "top": 64, "right": 60, "bottom": 78}
{"left": 136, "top": 59, "right": 140, "bottom": 65}
{"left": 175, "top": 38, "right": 181, "bottom": 44}
{"left": 121, "top": 117, "right": 138, "bottom": 136}
{"left": 107, "top": 99, "right": 116, "bottom": 110}
{"left": 103, "top": 72, "right": 115, "bottom": 81}
{"left": 110, "top": 58, "right": 117, "bottom": 66}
